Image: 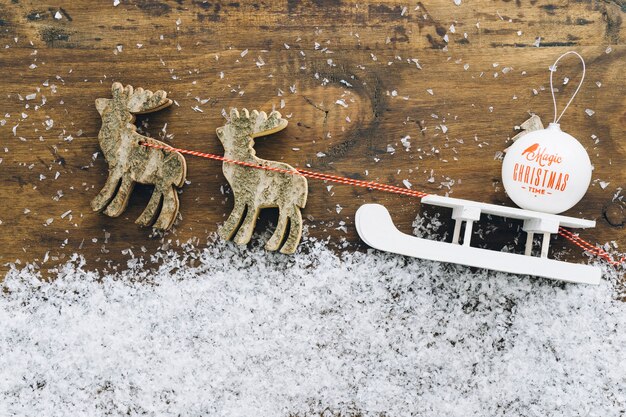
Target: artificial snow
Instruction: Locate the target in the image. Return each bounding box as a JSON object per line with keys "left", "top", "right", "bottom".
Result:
{"left": 1, "top": 236, "right": 625, "bottom": 416}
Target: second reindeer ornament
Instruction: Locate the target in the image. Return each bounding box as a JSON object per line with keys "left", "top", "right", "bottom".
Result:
{"left": 216, "top": 108, "right": 308, "bottom": 254}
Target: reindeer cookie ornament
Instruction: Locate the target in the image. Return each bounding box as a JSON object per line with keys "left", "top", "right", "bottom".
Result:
{"left": 216, "top": 108, "right": 308, "bottom": 254}
{"left": 92, "top": 83, "right": 187, "bottom": 230}
{"left": 502, "top": 52, "right": 592, "bottom": 214}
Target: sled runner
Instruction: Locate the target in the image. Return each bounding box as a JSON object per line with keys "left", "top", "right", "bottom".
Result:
{"left": 355, "top": 196, "right": 601, "bottom": 284}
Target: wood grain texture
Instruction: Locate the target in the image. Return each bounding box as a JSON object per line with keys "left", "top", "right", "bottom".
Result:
{"left": 0, "top": 0, "right": 624, "bottom": 276}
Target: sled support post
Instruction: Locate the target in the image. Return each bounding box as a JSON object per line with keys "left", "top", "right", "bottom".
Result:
{"left": 522, "top": 217, "right": 559, "bottom": 259}
{"left": 451, "top": 205, "right": 481, "bottom": 246}
{"left": 541, "top": 232, "right": 551, "bottom": 258}
{"left": 525, "top": 232, "right": 534, "bottom": 256}
{"left": 452, "top": 220, "right": 462, "bottom": 244}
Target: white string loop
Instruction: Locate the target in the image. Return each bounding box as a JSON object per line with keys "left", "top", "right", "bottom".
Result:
{"left": 549, "top": 51, "right": 586, "bottom": 124}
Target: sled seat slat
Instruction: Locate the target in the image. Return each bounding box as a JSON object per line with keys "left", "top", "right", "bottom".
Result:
{"left": 422, "top": 195, "right": 595, "bottom": 231}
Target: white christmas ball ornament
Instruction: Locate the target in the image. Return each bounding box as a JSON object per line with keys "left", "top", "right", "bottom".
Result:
{"left": 502, "top": 123, "right": 592, "bottom": 214}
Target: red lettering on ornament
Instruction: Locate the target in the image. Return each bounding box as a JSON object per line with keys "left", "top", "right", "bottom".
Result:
{"left": 521, "top": 143, "right": 563, "bottom": 167}
{"left": 509, "top": 163, "right": 569, "bottom": 194}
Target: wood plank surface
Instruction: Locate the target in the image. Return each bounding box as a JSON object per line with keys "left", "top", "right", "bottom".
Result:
{"left": 0, "top": 0, "right": 624, "bottom": 276}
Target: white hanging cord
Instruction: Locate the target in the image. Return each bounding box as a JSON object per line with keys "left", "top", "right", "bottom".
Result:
{"left": 549, "top": 51, "right": 586, "bottom": 124}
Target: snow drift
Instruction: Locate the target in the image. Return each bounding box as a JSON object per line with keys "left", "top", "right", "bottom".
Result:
{"left": 1, "top": 238, "right": 625, "bottom": 416}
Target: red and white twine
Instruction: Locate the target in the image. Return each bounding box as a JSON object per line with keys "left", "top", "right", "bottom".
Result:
{"left": 141, "top": 141, "right": 624, "bottom": 268}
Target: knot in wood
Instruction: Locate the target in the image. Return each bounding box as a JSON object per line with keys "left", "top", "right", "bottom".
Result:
{"left": 603, "top": 201, "right": 625, "bottom": 227}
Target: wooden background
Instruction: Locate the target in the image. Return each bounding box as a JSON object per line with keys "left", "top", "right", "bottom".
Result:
{"left": 0, "top": 0, "right": 624, "bottom": 276}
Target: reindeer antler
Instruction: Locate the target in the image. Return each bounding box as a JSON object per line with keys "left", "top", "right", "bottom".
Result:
{"left": 127, "top": 86, "right": 172, "bottom": 114}
{"left": 110, "top": 82, "right": 172, "bottom": 114}
{"left": 504, "top": 114, "right": 545, "bottom": 153}
{"left": 512, "top": 114, "right": 544, "bottom": 142}
{"left": 227, "top": 108, "right": 287, "bottom": 138}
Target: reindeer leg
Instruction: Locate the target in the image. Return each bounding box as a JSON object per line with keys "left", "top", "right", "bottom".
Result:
{"left": 265, "top": 208, "right": 289, "bottom": 251}
{"left": 91, "top": 171, "right": 122, "bottom": 212}
{"left": 135, "top": 188, "right": 163, "bottom": 227}
{"left": 103, "top": 175, "right": 135, "bottom": 217}
{"left": 234, "top": 204, "right": 260, "bottom": 245}
{"left": 153, "top": 186, "right": 180, "bottom": 230}
{"left": 280, "top": 206, "right": 303, "bottom": 254}
{"left": 219, "top": 199, "right": 246, "bottom": 241}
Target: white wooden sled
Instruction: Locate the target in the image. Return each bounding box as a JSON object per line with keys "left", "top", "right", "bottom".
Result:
{"left": 355, "top": 196, "right": 601, "bottom": 284}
